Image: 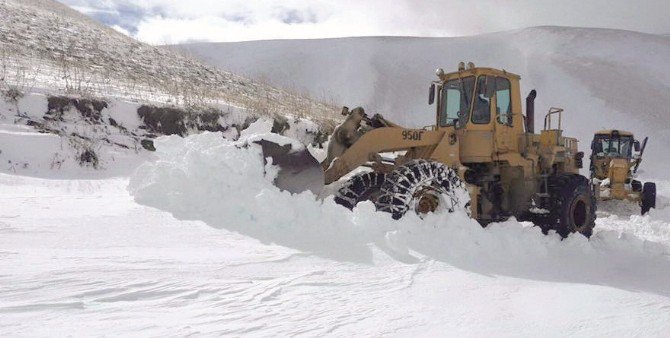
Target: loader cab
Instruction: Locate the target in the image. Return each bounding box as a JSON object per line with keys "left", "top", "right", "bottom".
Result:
{"left": 432, "top": 63, "right": 524, "bottom": 163}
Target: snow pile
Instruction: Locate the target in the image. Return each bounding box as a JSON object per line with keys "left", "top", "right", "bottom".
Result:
{"left": 128, "top": 124, "right": 374, "bottom": 260}
{"left": 597, "top": 188, "right": 670, "bottom": 243}
{"left": 129, "top": 130, "right": 670, "bottom": 297}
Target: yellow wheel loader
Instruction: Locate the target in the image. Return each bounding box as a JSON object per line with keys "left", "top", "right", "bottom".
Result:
{"left": 589, "top": 130, "right": 656, "bottom": 214}
{"left": 262, "top": 63, "right": 596, "bottom": 238}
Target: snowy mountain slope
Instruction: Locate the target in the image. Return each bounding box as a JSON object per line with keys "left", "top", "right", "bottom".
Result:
{"left": 0, "top": 0, "right": 339, "bottom": 178}
{"left": 0, "top": 0, "right": 339, "bottom": 125}
{"left": 2, "top": 130, "right": 669, "bottom": 336}
{"left": 178, "top": 27, "right": 670, "bottom": 176}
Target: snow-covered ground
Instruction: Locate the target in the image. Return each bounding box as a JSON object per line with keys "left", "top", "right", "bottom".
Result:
{"left": 1, "top": 129, "right": 669, "bottom": 336}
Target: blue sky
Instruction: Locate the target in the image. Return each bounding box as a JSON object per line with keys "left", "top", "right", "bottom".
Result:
{"left": 60, "top": 0, "right": 670, "bottom": 45}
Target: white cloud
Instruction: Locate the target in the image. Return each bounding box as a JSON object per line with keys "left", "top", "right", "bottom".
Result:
{"left": 60, "top": 0, "right": 670, "bottom": 45}
{"left": 111, "top": 25, "right": 131, "bottom": 36}
{"left": 131, "top": 1, "right": 455, "bottom": 44}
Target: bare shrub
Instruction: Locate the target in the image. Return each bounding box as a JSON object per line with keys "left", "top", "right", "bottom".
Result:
{"left": 79, "top": 147, "right": 98, "bottom": 168}
{"left": 2, "top": 87, "right": 23, "bottom": 103}
{"left": 137, "top": 105, "right": 188, "bottom": 136}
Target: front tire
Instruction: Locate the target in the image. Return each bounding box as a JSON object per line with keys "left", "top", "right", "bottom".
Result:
{"left": 641, "top": 182, "right": 656, "bottom": 215}
{"left": 545, "top": 174, "right": 597, "bottom": 238}
{"left": 375, "top": 159, "right": 467, "bottom": 219}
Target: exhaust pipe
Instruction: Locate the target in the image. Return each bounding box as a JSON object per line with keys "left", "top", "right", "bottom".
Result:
{"left": 526, "top": 89, "right": 537, "bottom": 133}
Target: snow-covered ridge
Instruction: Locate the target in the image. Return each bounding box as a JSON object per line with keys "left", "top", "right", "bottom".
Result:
{"left": 0, "top": 0, "right": 340, "bottom": 127}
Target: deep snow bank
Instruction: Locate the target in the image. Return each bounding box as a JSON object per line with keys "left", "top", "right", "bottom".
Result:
{"left": 129, "top": 129, "right": 670, "bottom": 297}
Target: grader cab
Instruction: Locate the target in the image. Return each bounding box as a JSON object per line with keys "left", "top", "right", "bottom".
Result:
{"left": 589, "top": 130, "right": 656, "bottom": 214}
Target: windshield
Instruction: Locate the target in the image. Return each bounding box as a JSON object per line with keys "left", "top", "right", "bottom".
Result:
{"left": 439, "top": 76, "right": 475, "bottom": 128}
{"left": 592, "top": 135, "right": 633, "bottom": 158}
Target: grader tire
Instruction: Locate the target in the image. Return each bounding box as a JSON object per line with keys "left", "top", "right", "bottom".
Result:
{"left": 545, "top": 174, "right": 597, "bottom": 238}
{"left": 334, "top": 171, "right": 387, "bottom": 210}
{"left": 375, "top": 159, "right": 467, "bottom": 219}
{"left": 641, "top": 182, "right": 656, "bottom": 215}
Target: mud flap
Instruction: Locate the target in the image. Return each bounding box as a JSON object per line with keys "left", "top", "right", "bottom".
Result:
{"left": 255, "top": 139, "right": 324, "bottom": 195}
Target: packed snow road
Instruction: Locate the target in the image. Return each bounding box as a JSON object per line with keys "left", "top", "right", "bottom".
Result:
{"left": 2, "top": 132, "right": 670, "bottom": 336}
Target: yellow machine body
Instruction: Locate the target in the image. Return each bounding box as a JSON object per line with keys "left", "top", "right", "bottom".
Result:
{"left": 322, "top": 64, "right": 583, "bottom": 223}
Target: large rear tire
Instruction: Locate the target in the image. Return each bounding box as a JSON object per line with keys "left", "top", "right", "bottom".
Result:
{"left": 375, "top": 159, "right": 467, "bottom": 219}
{"left": 334, "top": 171, "right": 387, "bottom": 210}
{"left": 641, "top": 182, "right": 656, "bottom": 215}
{"left": 545, "top": 174, "right": 597, "bottom": 238}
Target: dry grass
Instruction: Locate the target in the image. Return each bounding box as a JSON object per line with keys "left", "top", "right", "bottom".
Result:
{"left": 0, "top": 0, "right": 342, "bottom": 130}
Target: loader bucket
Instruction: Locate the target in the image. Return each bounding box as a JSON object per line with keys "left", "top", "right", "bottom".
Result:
{"left": 255, "top": 139, "right": 324, "bottom": 195}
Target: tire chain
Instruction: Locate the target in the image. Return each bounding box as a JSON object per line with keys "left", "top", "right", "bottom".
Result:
{"left": 376, "top": 159, "right": 466, "bottom": 219}
{"left": 334, "top": 171, "right": 387, "bottom": 210}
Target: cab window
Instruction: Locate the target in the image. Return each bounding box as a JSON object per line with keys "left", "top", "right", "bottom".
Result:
{"left": 495, "top": 77, "right": 512, "bottom": 126}
{"left": 472, "top": 76, "right": 493, "bottom": 124}
{"left": 440, "top": 76, "right": 475, "bottom": 128}
{"left": 592, "top": 136, "right": 633, "bottom": 158}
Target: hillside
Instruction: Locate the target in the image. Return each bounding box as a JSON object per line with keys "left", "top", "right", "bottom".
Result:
{"left": 0, "top": 0, "right": 339, "bottom": 125}
{"left": 0, "top": 0, "right": 338, "bottom": 177}
{"left": 178, "top": 27, "right": 670, "bottom": 176}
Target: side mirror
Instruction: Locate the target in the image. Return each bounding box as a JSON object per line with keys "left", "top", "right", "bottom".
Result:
{"left": 428, "top": 83, "right": 436, "bottom": 105}
{"left": 634, "top": 140, "right": 640, "bottom": 152}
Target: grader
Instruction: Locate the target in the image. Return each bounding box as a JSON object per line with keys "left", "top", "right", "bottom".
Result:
{"left": 265, "top": 63, "right": 596, "bottom": 238}
{"left": 589, "top": 130, "right": 656, "bottom": 214}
